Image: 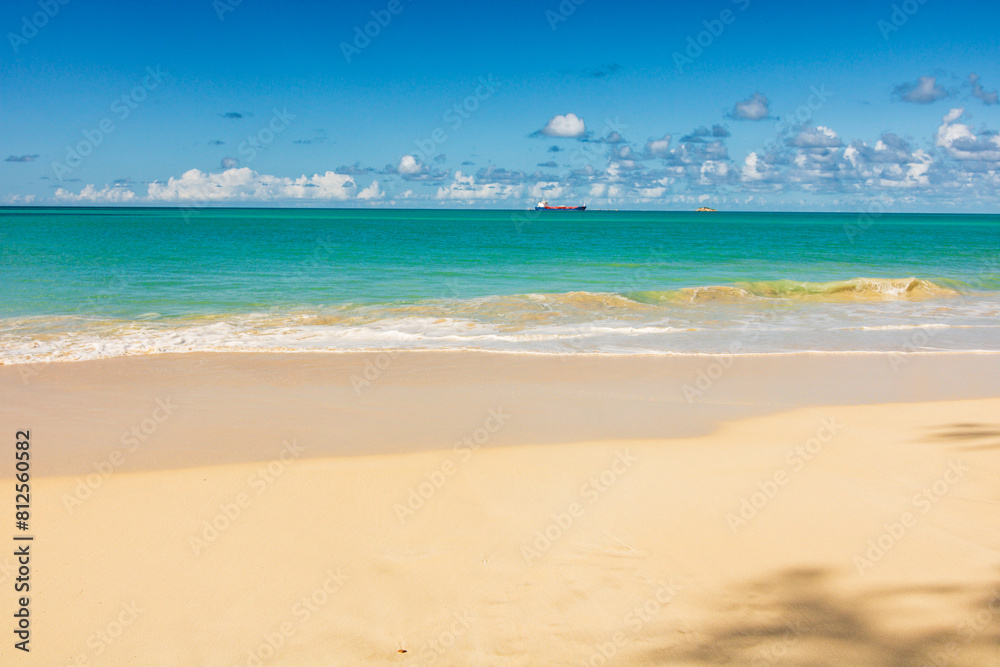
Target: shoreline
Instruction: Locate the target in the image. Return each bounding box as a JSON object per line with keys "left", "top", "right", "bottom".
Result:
{"left": 4, "top": 350, "right": 1000, "bottom": 478}
{"left": 6, "top": 346, "right": 1000, "bottom": 366}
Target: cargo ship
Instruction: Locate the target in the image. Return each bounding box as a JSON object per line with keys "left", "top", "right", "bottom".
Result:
{"left": 535, "top": 199, "right": 586, "bottom": 211}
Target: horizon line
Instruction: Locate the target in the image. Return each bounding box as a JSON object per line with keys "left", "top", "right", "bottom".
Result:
{"left": 0, "top": 204, "right": 996, "bottom": 216}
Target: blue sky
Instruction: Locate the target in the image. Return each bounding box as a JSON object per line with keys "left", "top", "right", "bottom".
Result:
{"left": 1, "top": 0, "right": 998, "bottom": 210}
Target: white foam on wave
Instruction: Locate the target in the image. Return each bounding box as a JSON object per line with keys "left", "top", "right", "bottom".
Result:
{"left": 4, "top": 292, "right": 1000, "bottom": 364}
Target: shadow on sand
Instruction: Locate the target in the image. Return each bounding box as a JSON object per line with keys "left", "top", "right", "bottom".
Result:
{"left": 928, "top": 422, "right": 1000, "bottom": 452}
{"left": 648, "top": 568, "right": 1000, "bottom": 666}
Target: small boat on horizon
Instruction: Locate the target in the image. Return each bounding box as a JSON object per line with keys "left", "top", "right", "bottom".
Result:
{"left": 535, "top": 199, "right": 586, "bottom": 211}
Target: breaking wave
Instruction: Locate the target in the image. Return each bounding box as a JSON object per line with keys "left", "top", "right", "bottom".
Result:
{"left": 1, "top": 277, "right": 997, "bottom": 364}
{"left": 624, "top": 277, "right": 959, "bottom": 304}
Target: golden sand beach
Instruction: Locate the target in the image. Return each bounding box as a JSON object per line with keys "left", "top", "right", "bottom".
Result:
{"left": 2, "top": 352, "right": 1000, "bottom": 665}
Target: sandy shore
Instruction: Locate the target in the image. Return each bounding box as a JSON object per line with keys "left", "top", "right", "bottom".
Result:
{"left": 2, "top": 352, "right": 1000, "bottom": 665}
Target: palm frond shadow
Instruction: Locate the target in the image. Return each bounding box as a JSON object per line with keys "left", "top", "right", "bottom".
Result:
{"left": 653, "top": 568, "right": 1000, "bottom": 666}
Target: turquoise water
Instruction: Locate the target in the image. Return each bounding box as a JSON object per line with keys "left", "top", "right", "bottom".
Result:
{"left": 1, "top": 207, "right": 999, "bottom": 360}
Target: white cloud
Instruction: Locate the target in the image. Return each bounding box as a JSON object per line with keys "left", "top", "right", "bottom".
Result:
{"left": 475, "top": 165, "right": 529, "bottom": 185}
{"left": 841, "top": 136, "right": 932, "bottom": 189}
{"left": 732, "top": 113, "right": 1000, "bottom": 199}
{"left": 40, "top": 106, "right": 1000, "bottom": 210}
{"left": 603, "top": 162, "right": 626, "bottom": 183}
{"left": 609, "top": 144, "right": 640, "bottom": 171}
{"left": 935, "top": 114, "right": 1000, "bottom": 162}
{"left": 643, "top": 134, "right": 672, "bottom": 159}
{"left": 54, "top": 184, "right": 137, "bottom": 203}
{"left": 969, "top": 73, "right": 998, "bottom": 105}
{"left": 539, "top": 113, "right": 586, "bottom": 138}
{"left": 789, "top": 126, "right": 843, "bottom": 148}
{"left": 391, "top": 155, "right": 444, "bottom": 181}
{"left": 942, "top": 107, "right": 965, "bottom": 124}
{"left": 357, "top": 180, "right": 384, "bottom": 200}
{"left": 397, "top": 155, "right": 425, "bottom": 176}
{"left": 741, "top": 152, "right": 780, "bottom": 183}
{"left": 614, "top": 145, "right": 635, "bottom": 161}
{"left": 893, "top": 76, "right": 948, "bottom": 104}
{"left": 737, "top": 128, "right": 847, "bottom": 192}
{"left": 644, "top": 136, "right": 733, "bottom": 188}
{"left": 729, "top": 92, "right": 771, "bottom": 120}
{"left": 140, "top": 168, "right": 362, "bottom": 202}
{"left": 434, "top": 171, "right": 522, "bottom": 200}
{"left": 146, "top": 168, "right": 259, "bottom": 201}
{"left": 635, "top": 186, "right": 667, "bottom": 199}
{"left": 698, "top": 160, "right": 731, "bottom": 185}
{"left": 529, "top": 181, "right": 568, "bottom": 200}
{"left": 3, "top": 194, "right": 37, "bottom": 203}
{"left": 281, "top": 171, "right": 358, "bottom": 199}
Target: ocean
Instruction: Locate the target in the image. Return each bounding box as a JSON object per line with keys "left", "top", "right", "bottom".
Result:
{"left": 1, "top": 207, "right": 999, "bottom": 362}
